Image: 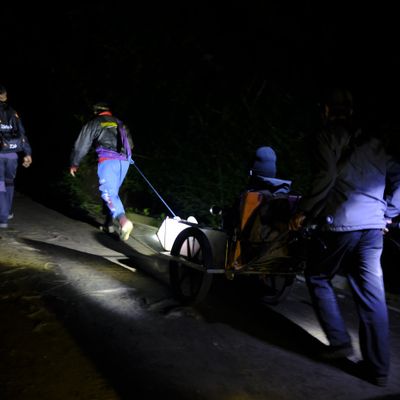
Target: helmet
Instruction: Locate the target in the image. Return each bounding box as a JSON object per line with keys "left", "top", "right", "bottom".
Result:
{"left": 92, "top": 102, "right": 110, "bottom": 114}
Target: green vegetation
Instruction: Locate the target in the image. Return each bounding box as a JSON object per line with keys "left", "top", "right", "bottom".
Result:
{"left": 55, "top": 86, "right": 317, "bottom": 227}
{"left": 19, "top": 9, "right": 321, "bottom": 227}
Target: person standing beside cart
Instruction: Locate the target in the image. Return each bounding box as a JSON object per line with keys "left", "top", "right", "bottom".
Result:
{"left": 289, "top": 88, "right": 400, "bottom": 387}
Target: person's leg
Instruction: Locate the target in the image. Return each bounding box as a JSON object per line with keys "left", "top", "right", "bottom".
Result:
{"left": 347, "top": 229, "right": 389, "bottom": 379}
{"left": 100, "top": 199, "right": 115, "bottom": 232}
{"left": 114, "top": 160, "right": 133, "bottom": 240}
{"left": 5, "top": 158, "right": 17, "bottom": 219}
{"left": 98, "top": 160, "right": 132, "bottom": 239}
{"left": 0, "top": 158, "right": 8, "bottom": 225}
{"left": 305, "top": 232, "right": 357, "bottom": 349}
{"left": 98, "top": 160, "right": 127, "bottom": 217}
{"left": 0, "top": 158, "right": 18, "bottom": 226}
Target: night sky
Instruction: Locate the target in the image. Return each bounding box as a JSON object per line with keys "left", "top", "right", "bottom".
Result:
{"left": 4, "top": 4, "right": 399, "bottom": 112}
{"left": 3, "top": 3, "right": 400, "bottom": 214}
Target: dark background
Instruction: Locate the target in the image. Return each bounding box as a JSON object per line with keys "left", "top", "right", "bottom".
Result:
{"left": 3, "top": 3, "right": 400, "bottom": 222}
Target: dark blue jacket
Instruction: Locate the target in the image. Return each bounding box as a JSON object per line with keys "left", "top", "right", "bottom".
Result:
{"left": 0, "top": 102, "right": 32, "bottom": 156}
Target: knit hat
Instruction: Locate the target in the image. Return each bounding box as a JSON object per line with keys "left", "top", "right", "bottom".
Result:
{"left": 251, "top": 146, "right": 277, "bottom": 178}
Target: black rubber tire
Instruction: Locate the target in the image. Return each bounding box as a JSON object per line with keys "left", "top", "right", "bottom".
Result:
{"left": 169, "top": 227, "right": 214, "bottom": 305}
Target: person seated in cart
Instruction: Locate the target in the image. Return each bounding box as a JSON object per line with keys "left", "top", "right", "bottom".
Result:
{"left": 223, "top": 146, "right": 299, "bottom": 270}
{"left": 247, "top": 146, "right": 291, "bottom": 193}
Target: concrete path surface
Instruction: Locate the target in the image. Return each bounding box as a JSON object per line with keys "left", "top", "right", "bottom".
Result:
{"left": 0, "top": 192, "right": 399, "bottom": 400}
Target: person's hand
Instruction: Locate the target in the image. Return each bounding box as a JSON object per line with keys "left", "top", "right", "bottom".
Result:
{"left": 383, "top": 217, "right": 392, "bottom": 234}
{"left": 22, "top": 155, "right": 32, "bottom": 168}
{"left": 70, "top": 166, "right": 78, "bottom": 177}
{"left": 289, "top": 211, "right": 306, "bottom": 231}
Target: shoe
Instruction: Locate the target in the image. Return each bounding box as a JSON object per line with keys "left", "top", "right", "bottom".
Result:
{"left": 100, "top": 224, "right": 115, "bottom": 234}
{"left": 8, "top": 213, "right": 14, "bottom": 220}
{"left": 319, "top": 343, "right": 354, "bottom": 359}
{"left": 120, "top": 219, "right": 133, "bottom": 241}
{"left": 370, "top": 375, "right": 388, "bottom": 387}
{"left": 356, "top": 361, "right": 388, "bottom": 387}
{"left": 0, "top": 223, "right": 8, "bottom": 228}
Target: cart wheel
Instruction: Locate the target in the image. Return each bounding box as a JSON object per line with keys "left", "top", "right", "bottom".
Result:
{"left": 259, "top": 274, "right": 296, "bottom": 305}
{"left": 169, "top": 227, "right": 213, "bottom": 305}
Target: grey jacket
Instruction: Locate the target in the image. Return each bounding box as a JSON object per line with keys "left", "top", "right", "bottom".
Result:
{"left": 299, "top": 122, "right": 400, "bottom": 231}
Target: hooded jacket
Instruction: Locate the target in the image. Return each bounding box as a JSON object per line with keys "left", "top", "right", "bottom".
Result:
{"left": 299, "top": 120, "right": 400, "bottom": 231}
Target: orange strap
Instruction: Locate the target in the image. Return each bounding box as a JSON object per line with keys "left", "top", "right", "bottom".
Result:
{"left": 229, "top": 191, "right": 264, "bottom": 268}
{"left": 240, "top": 192, "right": 263, "bottom": 230}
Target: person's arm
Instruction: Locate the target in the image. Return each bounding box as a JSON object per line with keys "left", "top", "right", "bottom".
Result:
{"left": 125, "top": 124, "right": 134, "bottom": 151}
{"left": 69, "top": 120, "right": 97, "bottom": 176}
{"left": 298, "top": 130, "right": 338, "bottom": 216}
{"left": 14, "top": 111, "right": 32, "bottom": 167}
{"left": 384, "top": 155, "right": 400, "bottom": 218}
{"left": 289, "top": 130, "right": 337, "bottom": 230}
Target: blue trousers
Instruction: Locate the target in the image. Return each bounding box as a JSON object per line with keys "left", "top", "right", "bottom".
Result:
{"left": 0, "top": 157, "right": 18, "bottom": 224}
{"left": 305, "top": 229, "right": 389, "bottom": 377}
{"left": 98, "top": 159, "right": 130, "bottom": 220}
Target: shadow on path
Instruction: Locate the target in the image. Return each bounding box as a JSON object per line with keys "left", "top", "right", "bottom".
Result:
{"left": 15, "top": 235, "right": 345, "bottom": 399}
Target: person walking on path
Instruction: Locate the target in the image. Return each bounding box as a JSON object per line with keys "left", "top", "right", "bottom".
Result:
{"left": 70, "top": 102, "right": 134, "bottom": 241}
{"left": 289, "top": 88, "right": 400, "bottom": 387}
{"left": 0, "top": 84, "right": 32, "bottom": 228}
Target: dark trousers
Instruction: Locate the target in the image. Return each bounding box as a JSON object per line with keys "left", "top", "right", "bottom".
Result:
{"left": 0, "top": 157, "right": 18, "bottom": 224}
{"left": 305, "top": 229, "right": 389, "bottom": 377}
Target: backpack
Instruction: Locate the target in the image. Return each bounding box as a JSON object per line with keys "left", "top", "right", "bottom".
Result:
{"left": 0, "top": 108, "right": 25, "bottom": 153}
